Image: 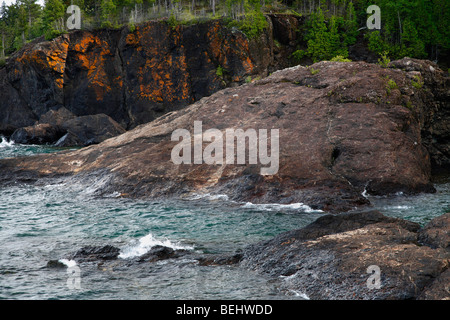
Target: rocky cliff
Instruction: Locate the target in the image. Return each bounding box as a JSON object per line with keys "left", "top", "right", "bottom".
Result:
{"left": 0, "top": 58, "right": 448, "bottom": 212}
{"left": 0, "top": 15, "right": 301, "bottom": 140}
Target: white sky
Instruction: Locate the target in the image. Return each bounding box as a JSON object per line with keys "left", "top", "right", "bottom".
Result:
{"left": 2, "top": 0, "right": 45, "bottom": 7}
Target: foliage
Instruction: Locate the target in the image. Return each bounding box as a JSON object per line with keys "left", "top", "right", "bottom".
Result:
{"left": 291, "top": 49, "right": 306, "bottom": 62}
{"left": 378, "top": 51, "right": 391, "bottom": 68}
{"left": 309, "top": 67, "right": 319, "bottom": 75}
{"left": 330, "top": 55, "right": 351, "bottom": 62}
{"left": 411, "top": 75, "right": 423, "bottom": 89}
{"left": 216, "top": 65, "right": 225, "bottom": 78}
{"left": 0, "top": 0, "right": 448, "bottom": 66}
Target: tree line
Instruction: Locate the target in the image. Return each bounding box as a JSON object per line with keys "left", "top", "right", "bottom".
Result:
{"left": 0, "top": 0, "right": 449, "bottom": 66}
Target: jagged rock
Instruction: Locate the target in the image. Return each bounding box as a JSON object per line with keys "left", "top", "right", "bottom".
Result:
{"left": 135, "top": 245, "right": 189, "bottom": 263}
{"left": 240, "top": 211, "right": 450, "bottom": 300}
{"left": 69, "top": 245, "right": 121, "bottom": 262}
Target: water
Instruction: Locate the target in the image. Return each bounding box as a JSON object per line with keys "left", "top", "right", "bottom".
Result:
{"left": 0, "top": 137, "right": 448, "bottom": 300}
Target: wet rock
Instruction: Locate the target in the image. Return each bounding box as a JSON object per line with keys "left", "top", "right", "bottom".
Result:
{"left": 70, "top": 245, "right": 121, "bottom": 262}
{"left": 135, "top": 245, "right": 189, "bottom": 263}
{"left": 46, "top": 260, "right": 67, "bottom": 269}
{"left": 197, "top": 252, "right": 244, "bottom": 266}
{"left": 418, "top": 212, "right": 450, "bottom": 250}
{"left": 239, "top": 211, "right": 450, "bottom": 300}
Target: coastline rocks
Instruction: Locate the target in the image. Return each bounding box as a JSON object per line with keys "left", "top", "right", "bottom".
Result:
{"left": 0, "top": 17, "right": 301, "bottom": 136}
{"left": 69, "top": 245, "right": 121, "bottom": 262}
{"left": 10, "top": 109, "right": 126, "bottom": 147}
{"left": 418, "top": 213, "right": 450, "bottom": 250}
{"left": 239, "top": 211, "right": 450, "bottom": 300}
{"left": 0, "top": 59, "right": 447, "bottom": 212}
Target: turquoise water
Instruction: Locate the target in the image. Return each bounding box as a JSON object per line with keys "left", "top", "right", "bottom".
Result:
{"left": 0, "top": 137, "right": 448, "bottom": 300}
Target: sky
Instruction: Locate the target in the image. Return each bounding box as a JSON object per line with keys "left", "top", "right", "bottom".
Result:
{"left": 2, "top": 0, "right": 45, "bottom": 7}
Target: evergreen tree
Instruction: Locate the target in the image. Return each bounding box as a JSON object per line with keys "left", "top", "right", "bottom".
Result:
{"left": 42, "top": 0, "right": 65, "bottom": 39}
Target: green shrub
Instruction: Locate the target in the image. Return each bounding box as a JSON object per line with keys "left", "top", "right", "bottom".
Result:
{"left": 330, "top": 55, "right": 352, "bottom": 62}
{"left": 291, "top": 49, "right": 306, "bottom": 63}
{"left": 216, "top": 65, "right": 225, "bottom": 78}
{"left": 0, "top": 58, "right": 5, "bottom": 68}
{"left": 378, "top": 51, "right": 391, "bottom": 68}
{"left": 385, "top": 76, "right": 398, "bottom": 94}
{"left": 309, "top": 67, "right": 320, "bottom": 75}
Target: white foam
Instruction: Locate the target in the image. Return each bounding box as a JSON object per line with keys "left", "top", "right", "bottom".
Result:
{"left": 287, "top": 289, "right": 310, "bottom": 300}
{"left": 59, "top": 259, "right": 77, "bottom": 268}
{"left": 187, "top": 193, "right": 229, "bottom": 201}
{"left": 118, "top": 233, "right": 194, "bottom": 259}
{"left": 389, "top": 205, "right": 411, "bottom": 210}
{"left": 242, "top": 202, "right": 323, "bottom": 213}
{"left": 0, "top": 136, "right": 14, "bottom": 148}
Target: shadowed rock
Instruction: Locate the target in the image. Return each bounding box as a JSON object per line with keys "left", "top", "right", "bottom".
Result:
{"left": 240, "top": 211, "right": 450, "bottom": 300}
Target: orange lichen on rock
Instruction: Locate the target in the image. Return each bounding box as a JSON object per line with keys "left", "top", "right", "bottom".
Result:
{"left": 14, "top": 37, "right": 69, "bottom": 89}
{"left": 71, "top": 32, "right": 114, "bottom": 101}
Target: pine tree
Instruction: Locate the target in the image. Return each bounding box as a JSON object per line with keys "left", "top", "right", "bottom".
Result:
{"left": 42, "top": 0, "right": 65, "bottom": 39}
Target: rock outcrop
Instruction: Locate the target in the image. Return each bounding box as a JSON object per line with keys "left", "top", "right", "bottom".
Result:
{"left": 240, "top": 211, "right": 450, "bottom": 300}
{"left": 9, "top": 108, "right": 126, "bottom": 146}
{"left": 0, "top": 59, "right": 447, "bottom": 212}
{"left": 0, "top": 16, "right": 302, "bottom": 140}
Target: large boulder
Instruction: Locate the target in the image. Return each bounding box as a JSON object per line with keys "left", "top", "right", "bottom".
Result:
{"left": 57, "top": 113, "right": 126, "bottom": 147}
{"left": 9, "top": 108, "right": 126, "bottom": 147}
{"left": 0, "top": 60, "right": 447, "bottom": 212}
{"left": 240, "top": 211, "right": 450, "bottom": 300}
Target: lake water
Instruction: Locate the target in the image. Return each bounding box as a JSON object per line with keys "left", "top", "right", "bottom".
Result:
{"left": 0, "top": 137, "right": 448, "bottom": 299}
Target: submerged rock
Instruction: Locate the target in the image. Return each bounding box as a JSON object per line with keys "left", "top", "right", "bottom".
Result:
{"left": 240, "top": 211, "right": 450, "bottom": 300}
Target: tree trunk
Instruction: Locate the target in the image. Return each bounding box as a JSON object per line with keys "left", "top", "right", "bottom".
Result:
{"left": 1, "top": 33, "right": 5, "bottom": 59}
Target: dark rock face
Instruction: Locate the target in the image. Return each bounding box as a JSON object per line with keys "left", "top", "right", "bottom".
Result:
{"left": 240, "top": 211, "right": 450, "bottom": 300}
{"left": 0, "top": 17, "right": 301, "bottom": 138}
{"left": 0, "top": 59, "right": 447, "bottom": 212}
{"left": 388, "top": 58, "right": 450, "bottom": 174}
